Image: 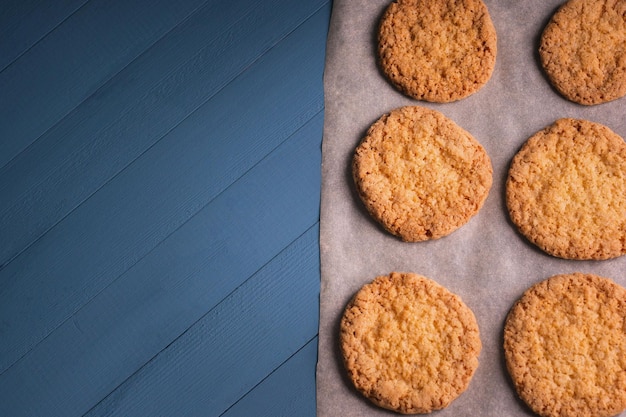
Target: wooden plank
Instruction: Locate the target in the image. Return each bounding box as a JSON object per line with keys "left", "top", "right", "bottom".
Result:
{"left": 0, "top": 0, "right": 207, "bottom": 169}
{"left": 221, "top": 337, "right": 318, "bottom": 417}
{"left": 0, "top": 0, "right": 328, "bottom": 269}
{"left": 84, "top": 226, "right": 321, "bottom": 417}
{"left": 0, "top": 120, "right": 322, "bottom": 415}
{"left": 0, "top": 0, "right": 89, "bottom": 72}
{"left": 0, "top": 2, "right": 328, "bottom": 375}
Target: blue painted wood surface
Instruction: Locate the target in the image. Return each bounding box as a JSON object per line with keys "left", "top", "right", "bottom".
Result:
{"left": 0, "top": 0, "right": 330, "bottom": 415}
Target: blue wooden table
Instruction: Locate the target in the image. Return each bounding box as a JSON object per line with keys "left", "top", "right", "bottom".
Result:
{"left": 0, "top": 0, "right": 330, "bottom": 415}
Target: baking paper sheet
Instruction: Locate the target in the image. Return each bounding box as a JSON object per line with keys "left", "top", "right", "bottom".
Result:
{"left": 317, "top": 0, "right": 626, "bottom": 415}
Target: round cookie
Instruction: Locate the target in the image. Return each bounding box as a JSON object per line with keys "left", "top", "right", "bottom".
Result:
{"left": 340, "top": 272, "right": 481, "bottom": 414}
{"left": 504, "top": 273, "right": 626, "bottom": 417}
{"left": 353, "top": 106, "right": 492, "bottom": 242}
{"left": 506, "top": 118, "right": 626, "bottom": 260}
{"left": 377, "top": 0, "right": 497, "bottom": 103}
{"left": 539, "top": 0, "right": 626, "bottom": 105}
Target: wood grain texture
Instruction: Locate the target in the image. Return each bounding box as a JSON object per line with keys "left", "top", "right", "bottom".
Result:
{"left": 0, "top": 0, "right": 326, "bottom": 270}
{"left": 0, "top": 0, "right": 208, "bottom": 169}
{"left": 85, "top": 225, "right": 320, "bottom": 417}
{"left": 0, "top": 0, "right": 329, "bottom": 415}
{"left": 0, "top": 2, "right": 328, "bottom": 375}
{"left": 0, "top": 111, "right": 323, "bottom": 416}
{"left": 222, "top": 338, "right": 318, "bottom": 417}
{"left": 0, "top": 0, "right": 89, "bottom": 72}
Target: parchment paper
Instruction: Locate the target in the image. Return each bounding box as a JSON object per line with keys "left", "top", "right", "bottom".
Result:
{"left": 317, "top": 1, "right": 626, "bottom": 415}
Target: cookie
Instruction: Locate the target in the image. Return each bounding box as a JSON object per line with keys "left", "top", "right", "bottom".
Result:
{"left": 353, "top": 106, "right": 492, "bottom": 242}
{"left": 504, "top": 273, "right": 626, "bottom": 417}
{"left": 539, "top": 0, "right": 626, "bottom": 105}
{"left": 506, "top": 118, "right": 626, "bottom": 260}
{"left": 340, "top": 272, "right": 481, "bottom": 414}
{"left": 377, "top": 0, "right": 497, "bottom": 103}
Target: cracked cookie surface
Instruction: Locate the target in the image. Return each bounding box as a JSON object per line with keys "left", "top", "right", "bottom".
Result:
{"left": 506, "top": 118, "right": 626, "bottom": 260}
{"left": 504, "top": 273, "right": 626, "bottom": 417}
{"left": 377, "top": 0, "right": 497, "bottom": 102}
{"left": 539, "top": 0, "right": 626, "bottom": 105}
{"left": 353, "top": 106, "right": 492, "bottom": 242}
{"left": 340, "top": 272, "right": 481, "bottom": 414}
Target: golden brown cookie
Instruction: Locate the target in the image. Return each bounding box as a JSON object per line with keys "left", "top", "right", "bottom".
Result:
{"left": 506, "top": 118, "right": 626, "bottom": 260}
{"left": 377, "top": 0, "right": 497, "bottom": 103}
{"left": 539, "top": 0, "right": 626, "bottom": 105}
{"left": 504, "top": 273, "right": 626, "bottom": 417}
{"left": 340, "top": 272, "right": 481, "bottom": 414}
{"left": 353, "top": 106, "right": 492, "bottom": 242}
